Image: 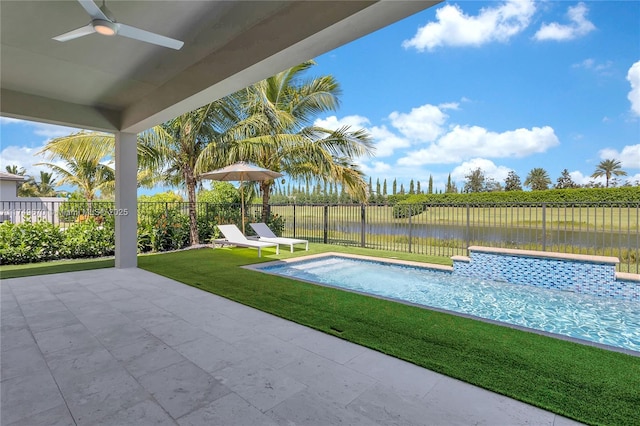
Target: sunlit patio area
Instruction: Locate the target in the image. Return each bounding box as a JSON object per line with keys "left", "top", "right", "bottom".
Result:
{"left": 1, "top": 267, "right": 582, "bottom": 425}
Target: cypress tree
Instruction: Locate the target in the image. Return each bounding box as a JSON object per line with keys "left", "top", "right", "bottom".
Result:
{"left": 392, "top": 179, "right": 397, "bottom": 195}
{"left": 428, "top": 175, "right": 433, "bottom": 194}
{"left": 416, "top": 180, "right": 421, "bottom": 194}
{"left": 409, "top": 179, "right": 415, "bottom": 194}
{"left": 383, "top": 179, "right": 387, "bottom": 196}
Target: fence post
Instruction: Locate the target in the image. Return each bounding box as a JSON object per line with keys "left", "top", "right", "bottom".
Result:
{"left": 360, "top": 204, "right": 366, "bottom": 248}
{"left": 466, "top": 204, "right": 470, "bottom": 249}
{"left": 323, "top": 205, "right": 328, "bottom": 244}
{"left": 542, "top": 202, "right": 547, "bottom": 251}
{"left": 408, "top": 204, "right": 412, "bottom": 253}
{"left": 293, "top": 204, "right": 296, "bottom": 238}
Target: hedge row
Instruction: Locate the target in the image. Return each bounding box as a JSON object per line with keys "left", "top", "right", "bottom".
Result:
{"left": 0, "top": 218, "right": 115, "bottom": 265}
{"left": 394, "top": 187, "right": 640, "bottom": 206}
{"left": 0, "top": 207, "right": 286, "bottom": 265}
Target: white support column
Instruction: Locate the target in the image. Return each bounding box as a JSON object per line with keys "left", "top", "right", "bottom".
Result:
{"left": 115, "top": 132, "right": 138, "bottom": 268}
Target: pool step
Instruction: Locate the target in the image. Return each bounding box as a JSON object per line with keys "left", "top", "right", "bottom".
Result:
{"left": 291, "top": 258, "right": 345, "bottom": 274}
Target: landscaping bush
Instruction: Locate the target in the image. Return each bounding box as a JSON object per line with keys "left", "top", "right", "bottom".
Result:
{"left": 137, "top": 207, "right": 190, "bottom": 252}
{"left": 266, "top": 213, "right": 285, "bottom": 236}
{"left": 392, "top": 203, "right": 427, "bottom": 219}
{"left": 61, "top": 218, "right": 114, "bottom": 259}
{"left": 396, "top": 187, "right": 640, "bottom": 206}
{"left": 0, "top": 219, "right": 64, "bottom": 264}
{"left": 197, "top": 213, "right": 218, "bottom": 244}
{"left": 0, "top": 217, "right": 117, "bottom": 265}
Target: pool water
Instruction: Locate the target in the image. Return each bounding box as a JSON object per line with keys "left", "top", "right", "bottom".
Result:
{"left": 260, "top": 256, "right": 640, "bottom": 352}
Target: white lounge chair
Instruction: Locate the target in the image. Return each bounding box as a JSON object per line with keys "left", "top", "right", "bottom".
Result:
{"left": 214, "top": 224, "right": 279, "bottom": 257}
{"left": 249, "top": 223, "right": 309, "bottom": 253}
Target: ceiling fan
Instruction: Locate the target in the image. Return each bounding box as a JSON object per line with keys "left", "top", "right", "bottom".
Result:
{"left": 52, "top": 0, "right": 184, "bottom": 50}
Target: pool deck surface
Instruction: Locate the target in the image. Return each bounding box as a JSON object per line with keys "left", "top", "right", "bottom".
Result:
{"left": 1, "top": 268, "right": 583, "bottom": 425}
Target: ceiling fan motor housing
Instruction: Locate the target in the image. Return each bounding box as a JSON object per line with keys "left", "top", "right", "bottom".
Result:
{"left": 92, "top": 19, "right": 117, "bottom": 36}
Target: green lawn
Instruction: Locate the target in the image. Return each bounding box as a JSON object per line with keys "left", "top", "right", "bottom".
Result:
{"left": 2, "top": 245, "right": 639, "bottom": 425}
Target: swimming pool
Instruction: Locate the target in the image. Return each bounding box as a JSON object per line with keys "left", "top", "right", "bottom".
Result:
{"left": 256, "top": 255, "right": 640, "bottom": 353}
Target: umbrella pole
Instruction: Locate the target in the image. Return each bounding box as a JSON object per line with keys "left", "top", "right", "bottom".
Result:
{"left": 240, "top": 180, "right": 245, "bottom": 234}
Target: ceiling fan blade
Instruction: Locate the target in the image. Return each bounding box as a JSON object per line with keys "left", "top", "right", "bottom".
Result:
{"left": 53, "top": 24, "right": 95, "bottom": 42}
{"left": 117, "top": 24, "right": 184, "bottom": 50}
{"left": 77, "top": 0, "right": 108, "bottom": 20}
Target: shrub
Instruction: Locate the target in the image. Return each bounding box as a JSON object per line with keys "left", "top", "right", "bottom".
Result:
{"left": 197, "top": 213, "right": 218, "bottom": 244}
{"left": 266, "top": 213, "right": 285, "bottom": 236}
{"left": 137, "top": 207, "right": 190, "bottom": 252}
{"left": 392, "top": 203, "right": 426, "bottom": 219}
{"left": 396, "top": 187, "right": 640, "bottom": 206}
{"left": 61, "top": 218, "right": 114, "bottom": 259}
{"left": 0, "top": 219, "right": 64, "bottom": 264}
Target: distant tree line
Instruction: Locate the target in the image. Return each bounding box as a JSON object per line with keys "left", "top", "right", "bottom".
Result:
{"left": 266, "top": 159, "right": 635, "bottom": 204}
{"left": 460, "top": 159, "right": 631, "bottom": 193}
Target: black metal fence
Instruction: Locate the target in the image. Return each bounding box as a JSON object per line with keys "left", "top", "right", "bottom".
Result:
{"left": 266, "top": 202, "right": 639, "bottom": 273}
{"left": 1, "top": 200, "right": 638, "bottom": 273}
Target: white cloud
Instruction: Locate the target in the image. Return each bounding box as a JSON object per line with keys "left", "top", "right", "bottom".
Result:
{"left": 534, "top": 2, "right": 595, "bottom": 41}
{"left": 314, "top": 114, "right": 410, "bottom": 158}
{"left": 402, "top": 0, "right": 535, "bottom": 51}
{"left": 450, "top": 158, "right": 513, "bottom": 184}
{"left": 599, "top": 144, "right": 640, "bottom": 170}
{"left": 314, "top": 114, "right": 370, "bottom": 130}
{"left": 32, "top": 123, "right": 80, "bottom": 139}
{"left": 627, "top": 61, "right": 640, "bottom": 116}
{"left": 572, "top": 58, "right": 613, "bottom": 75}
{"left": 0, "top": 117, "right": 80, "bottom": 139}
{"left": 0, "top": 144, "right": 59, "bottom": 177}
{"left": 569, "top": 170, "right": 604, "bottom": 186}
{"left": 359, "top": 160, "right": 392, "bottom": 176}
{"left": 398, "top": 125, "right": 559, "bottom": 166}
{"left": 438, "top": 102, "right": 460, "bottom": 111}
{"left": 388, "top": 104, "right": 448, "bottom": 142}
{"left": 369, "top": 126, "right": 410, "bottom": 157}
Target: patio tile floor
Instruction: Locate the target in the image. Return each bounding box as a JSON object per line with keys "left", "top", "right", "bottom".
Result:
{"left": 1, "top": 268, "right": 583, "bottom": 425}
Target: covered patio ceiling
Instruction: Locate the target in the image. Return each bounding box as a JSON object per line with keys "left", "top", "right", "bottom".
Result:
{"left": 1, "top": 0, "right": 440, "bottom": 134}
{"left": 1, "top": 0, "right": 441, "bottom": 268}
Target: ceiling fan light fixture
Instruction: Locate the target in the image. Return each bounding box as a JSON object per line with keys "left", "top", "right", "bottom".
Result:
{"left": 93, "top": 19, "right": 117, "bottom": 36}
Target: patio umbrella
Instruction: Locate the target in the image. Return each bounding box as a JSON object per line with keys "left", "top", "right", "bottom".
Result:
{"left": 200, "top": 162, "right": 282, "bottom": 234}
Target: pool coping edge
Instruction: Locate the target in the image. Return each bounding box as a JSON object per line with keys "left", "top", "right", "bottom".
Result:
{"left": 242, "top": 252, "right": 454, "bottom": 273}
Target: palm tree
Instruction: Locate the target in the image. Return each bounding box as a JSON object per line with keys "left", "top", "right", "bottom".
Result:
{"left": 150, "top": 97, "right": 248, "bottom": 245}
{"left": 198, "top": 61, "right": 374, "bottom": 222}
{"left": 36, "top": 158, "right": 114, "bottom": 209}
{"left": 36, "top": 130, "right": 164, "bottom": 176}
{"left": 524, "top": 168, "right": 552, "bottom": 191}
{"left": 4, "top": 165, "right": 37, "bottom": 196}
{"left": 35, "top": 171, "right": 58, "bottom": 196}
{"left": 36, "top": 99, "right": 247, "bottom": 245}
{"left": 591, "top": 159, "right": 627, "bottom": 188}
{"left": 5, "top": 165, "right": 26, "bottom": 176}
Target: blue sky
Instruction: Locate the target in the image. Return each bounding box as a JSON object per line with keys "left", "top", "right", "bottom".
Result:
{"left": 1, "top": 0, "right": 639, "bottom": 194}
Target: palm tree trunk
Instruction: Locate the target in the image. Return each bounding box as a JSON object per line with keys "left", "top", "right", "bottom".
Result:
{"left": 260, "top": 182, "right": 271, "bottom": 223}
{"left": 185, "top": 169, "right": 199, "bottom": 245}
